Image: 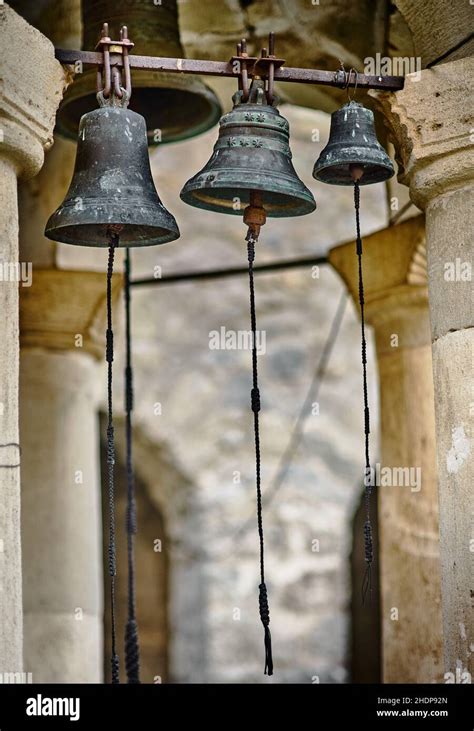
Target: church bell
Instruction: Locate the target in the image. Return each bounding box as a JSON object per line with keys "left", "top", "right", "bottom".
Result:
{"left": 56, "top": 0, "right": 222, "bottom": 145}
{"left": 45, "top": 103, "right": 180, "bottom": 247}
{"left": 180, "top": 80, "right": 316, "bottom": 217}
{"left": 313, "top": 101, "right": 394, "bottom": 185}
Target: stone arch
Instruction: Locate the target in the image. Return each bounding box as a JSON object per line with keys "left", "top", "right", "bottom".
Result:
{"left": 100, "top": 414, "right": 208, "bottom": 683}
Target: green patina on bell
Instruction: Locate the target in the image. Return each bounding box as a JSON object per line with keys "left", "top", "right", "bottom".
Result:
{"left": 45, "top": 104, "right": 180, "bottom": 247}
{"left": 180, "top": 80, "right": 316, "bottom": 217}
{"left": 313, "top": 101, "right": 394, "bottom": 185}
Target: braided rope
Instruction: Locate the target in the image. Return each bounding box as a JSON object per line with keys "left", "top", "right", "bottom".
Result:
{"left": 124, "top": 248, "right": 141, "bottom": 683}
{"left": 106, "top": 234, "right": 120, "bottom": 683}
{"left": 354, "top": 182, "right": 374, "bottom": 603}
{"left": 246, "top": 233, "right": 273, "bottom": 676}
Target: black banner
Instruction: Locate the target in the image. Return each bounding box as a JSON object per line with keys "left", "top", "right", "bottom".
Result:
{"left": 0, "top": 683, "right": 471, "bottom": 728}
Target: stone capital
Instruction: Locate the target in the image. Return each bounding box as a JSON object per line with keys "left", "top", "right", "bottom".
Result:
{"left": 329, "top": 216, "right": 429, "bottom": 350}
{"left": 20, "top": 269, "right": 123, "bottom": 360}
{"left": 371, "top": 57, "right": 474, "bottom": 208}
{"left": 0, "top": 5, "right": 67, "bottom": 178}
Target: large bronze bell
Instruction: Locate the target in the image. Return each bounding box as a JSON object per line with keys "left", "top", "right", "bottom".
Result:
{"left": 180, "top": 80, "right": 316, "bottom": 217}
{"left": 45, "top": 103, "right": 179, "bottom": 247}
{"left": 313, "top": 101, "right": 394, "bottom": 185}
{"left": 56, "top": 0, "right": 222, "bottom": 145}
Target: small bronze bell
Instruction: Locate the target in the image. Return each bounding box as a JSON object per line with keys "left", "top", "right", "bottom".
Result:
{"left": 180, "top": 80, "right": 316, "bottom": 217}
{"left": 313, "top": 101, "right": 394, "bottom": 185}
{"left": 45, "top": 101, "right": 179, "bottom": 247}
{"left": 313, "top": 99, "right": 393, "bottom": 592}
{"left": 56, "top": 0, "right": 222, "bottom": 145}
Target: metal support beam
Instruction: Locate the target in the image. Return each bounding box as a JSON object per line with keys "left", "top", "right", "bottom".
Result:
{"left": 54, "top": 49, "right": 405, "bottom": 92}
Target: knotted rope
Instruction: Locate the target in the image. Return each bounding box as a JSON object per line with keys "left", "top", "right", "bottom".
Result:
{"left": 106, "top": 232, "right": 120, "bottom": 683}
{"left": 246, "top": 231, "right": 273, "bottom": 675}
{"left": 124, "top": 248, "right": 141, "bottom": 683}
{"left": 354, "top": 182, "right": 374, "bottom": 603}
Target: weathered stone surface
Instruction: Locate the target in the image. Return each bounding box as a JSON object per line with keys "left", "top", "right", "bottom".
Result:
{"left": 388, "top": 3, "right": 415, "bottom": 61}
{"left": 180, "top": 0, "right": 389, "bottom": 113}
{"left": 425, "top": 187, "right": 473, "bottom": 340}
{"left": 373, "top": 57, "right": 474, "bottom": 677}
{"left": 394, "top": 0, "right": 474, "bottom": 66}
{"left": 0, "top": 158, "right": 23, "bottom": 676}
{"left": 0, "top": 4, "right": 66, "bottom": 676}
{"left": 15, "top": 0, "right": 80, "bottom": 267}
{"left": 331, "top": 217, "right": 444, "bottom": 683}
{"left": 330, "top": 216, "right": 427, "bottom": 301}
{"left": 179, "top": 0, "right": 244, "bottom": 39}
{"left": 21, "top": 350, "right": 103, "bottom": 682}
{"left": 372, "top": 57, "right": 474, "bottom": 208}
{"left": 0, "top": 4, "right": 67, "bottom": 179}
{"left": 432, "top": 331, "right": 473, "bottom": 679}
{"left": 19, "top": 267, "right": 125, "bottom": 682}
{"left": 20, "top": 269, "right": 122, "bottom": 360}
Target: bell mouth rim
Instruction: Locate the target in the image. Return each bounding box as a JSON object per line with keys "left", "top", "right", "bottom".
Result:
{"left": 180, "top": 185, "right": 316, "bottom": 217}
{"left": 313, "top": 159, "right": 394, "bottom": 186}
{"left": 45, "top": 200, "right": 180, "bottom": 246}
{"left": 44, "top": 223, "right": 180, "bottom": 248}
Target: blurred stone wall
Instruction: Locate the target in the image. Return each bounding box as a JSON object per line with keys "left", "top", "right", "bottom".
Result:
{"left": 106, "top": 105, "right": 386, "bottom": 682}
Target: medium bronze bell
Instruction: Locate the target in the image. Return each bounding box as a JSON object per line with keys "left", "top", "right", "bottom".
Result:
{"left": 56, "top": 0, "right": 222, "bottom": 145}
{"left": 45, "top": 102, "right": 179, "bottom": 247}
{"left": 180, "top": 80, "right": 316, "bottom": 217}
{"left": 313, "top": 101, "right": 394, "bottom": 185}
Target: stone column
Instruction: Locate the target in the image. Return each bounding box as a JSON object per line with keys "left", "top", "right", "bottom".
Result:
{"left": 374, "top": 57, "right": 474, "bottom": 678}
{"left": 19, "top": 269, "right": 122, "bottom": 682}
{"left": 330, "top": 216, "right": 443, "bottom": 682}
{"left": 0, "top": 5, "right": 65, "bottom": 674}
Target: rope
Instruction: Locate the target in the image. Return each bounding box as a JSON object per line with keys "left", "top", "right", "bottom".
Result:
{"left": 227, "top": 290, "right": 348, "bottom": 549}
{"left": 124, "top": 248, "right": 141, "bottom": 684}
{"left": 354, "top": 182, "right": 374, "bottom": 604}
{"left": 106, "top": 233, "right": 120, "bottom": 683}
{"left": 246, "top": 231, "right": 273, "bottom": 676}
{"left": 251, "top": 289, "right": 348, "bottom": 515}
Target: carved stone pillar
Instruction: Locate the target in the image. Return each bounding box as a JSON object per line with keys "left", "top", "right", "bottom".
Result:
{"left": 20, "top": 269, "right": 122, "bottom": 682}
{"left": 330, "top": 216, "right": 443, "bottom": 682}
{"left": 374, "top": 56, "right": 474, "bottom": 677}
{"left": 0, "top": 4, "right": 66, "bottom": 674}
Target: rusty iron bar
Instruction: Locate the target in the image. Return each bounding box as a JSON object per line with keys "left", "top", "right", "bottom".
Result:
{"left": 55, "top": 48, "right": 405, "bottom": 91}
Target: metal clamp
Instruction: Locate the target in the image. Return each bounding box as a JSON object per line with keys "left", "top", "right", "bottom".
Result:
{"left": 253, "top": 33, "right": 285, "bottom": 104}
{"left": 96, "top": 23, "right": 134, "bottom": 101}
{"left": 231, "top": 33, "right": 286, "bottom": 105}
